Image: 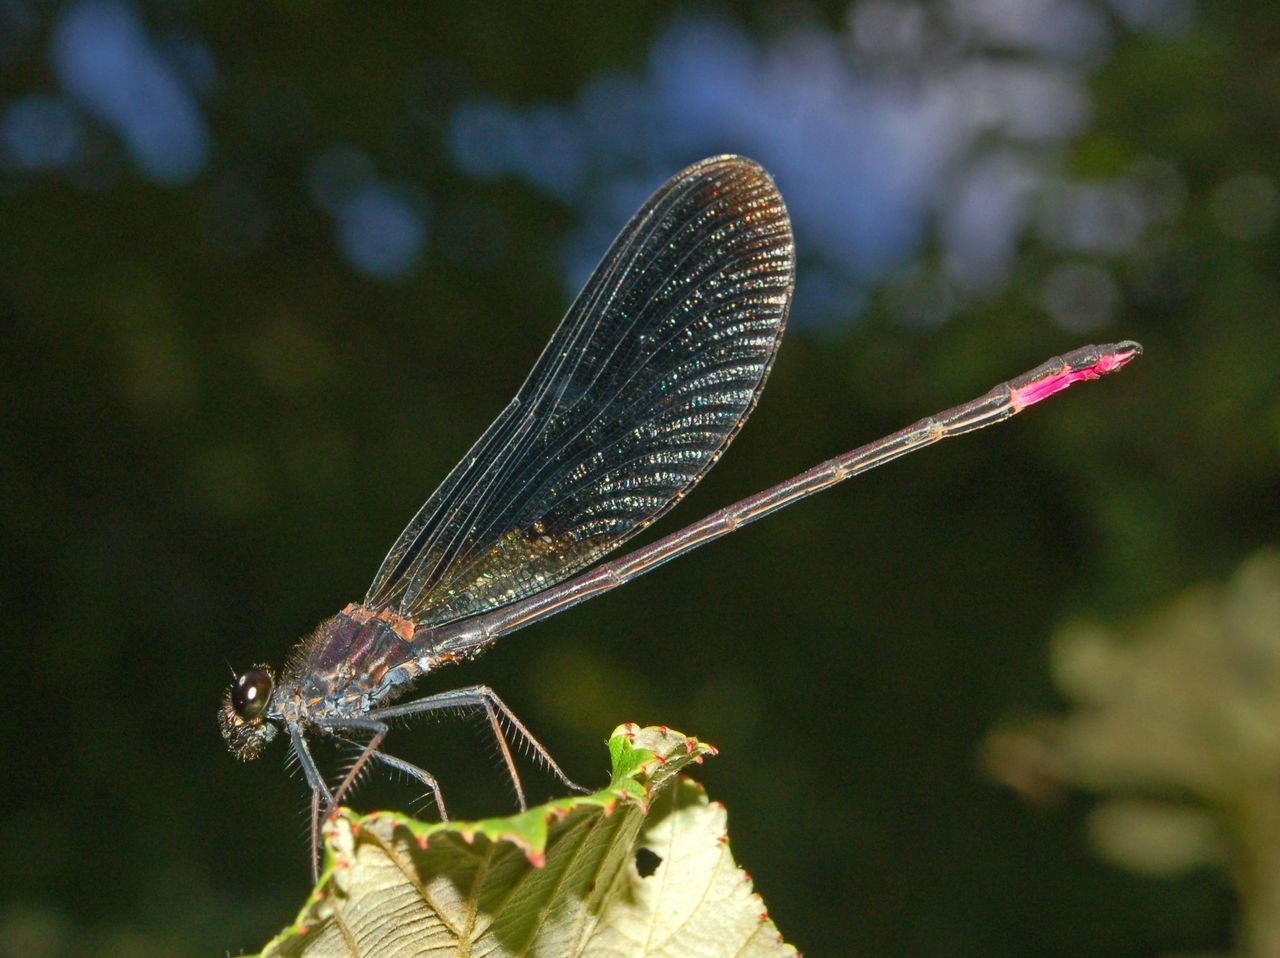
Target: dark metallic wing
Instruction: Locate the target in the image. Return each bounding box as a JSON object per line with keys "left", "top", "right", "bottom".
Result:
{"left": 364, "top": 155, "right": 794, "bottom": 629}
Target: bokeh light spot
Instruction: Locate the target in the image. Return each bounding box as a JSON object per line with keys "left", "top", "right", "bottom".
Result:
{"left": 335, "top": 183, "right": 428, "bottom": 280}
{"left": 1210, "top": 173, "right": 1279, "bottom": 241}
{"left": 50, "top": 0, "right": 208, "bottom": 184}
{"left": 1041, "top": 260, "right": 1120, "bottom": 332}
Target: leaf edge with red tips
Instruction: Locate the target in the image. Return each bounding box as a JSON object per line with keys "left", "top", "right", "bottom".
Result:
{"left": 252, "top": 723, "right": 728, "bottom": 957}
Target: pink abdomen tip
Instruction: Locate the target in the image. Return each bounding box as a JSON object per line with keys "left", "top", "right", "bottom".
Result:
{"left": 1013, "top": 340, "right": 1142, "bottom": 410}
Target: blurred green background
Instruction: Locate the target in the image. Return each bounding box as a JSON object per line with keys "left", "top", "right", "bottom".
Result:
{"left": 1, "top": 1, "right": 1278, "bottom": 955}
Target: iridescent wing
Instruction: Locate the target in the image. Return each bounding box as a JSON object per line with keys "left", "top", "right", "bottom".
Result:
{"left": 364, "top": 155, "right": 794, "bottom": 630}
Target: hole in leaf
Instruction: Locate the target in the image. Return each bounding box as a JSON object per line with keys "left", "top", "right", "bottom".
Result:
{"left": 634, "top": 847, "right": 662, "bottom": 878}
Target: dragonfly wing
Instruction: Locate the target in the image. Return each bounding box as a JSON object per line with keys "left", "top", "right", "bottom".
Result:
{"left": 364, "top": 155, "right": 795, "bottom": 629}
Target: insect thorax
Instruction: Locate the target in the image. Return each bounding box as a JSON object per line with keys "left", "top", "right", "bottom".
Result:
{"left": 278, "top": 607, "right": 422, "bottom": 717}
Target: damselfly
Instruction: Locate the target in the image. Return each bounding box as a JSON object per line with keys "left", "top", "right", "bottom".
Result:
{"left": 219, "top": 156, "right": 1141, "bottom": 874}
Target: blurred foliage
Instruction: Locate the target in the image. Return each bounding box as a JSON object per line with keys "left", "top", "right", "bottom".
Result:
{"left": 0, "top": 1, "right": 1277, "bottom": 957}
{"left": 987, "top": 552, "right": 1280, "bottom": 958}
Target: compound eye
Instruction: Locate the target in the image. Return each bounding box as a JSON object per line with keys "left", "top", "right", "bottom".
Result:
{"left": 231, "top": 669, "right": 273, "bottom": 719}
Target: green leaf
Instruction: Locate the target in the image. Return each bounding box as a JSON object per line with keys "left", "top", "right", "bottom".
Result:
{"left": 253, "top": 724, "right": 795, "bottom": 958}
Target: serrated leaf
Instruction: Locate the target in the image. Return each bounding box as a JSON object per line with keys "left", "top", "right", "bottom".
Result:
{"left": 252, "top": 724, "right": 795, "bottom": 958}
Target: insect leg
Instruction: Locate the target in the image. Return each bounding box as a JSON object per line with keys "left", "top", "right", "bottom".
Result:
{"left": 315, "top": 716, "right": 449, "bottom": 820}
{"left": 367, "top": 685, "right": 586, "bottom": 808}
{"left": 319, "top": 719, "right": 451, "bottom": 821}
{"left": 368, "top": 750, "right": 448, "bottom": 821}
{"left": 312, "top": 717, "right": 387, "bottom": 819}
{"left": 287, "top": 723, "right": 332, "bottom": 882}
